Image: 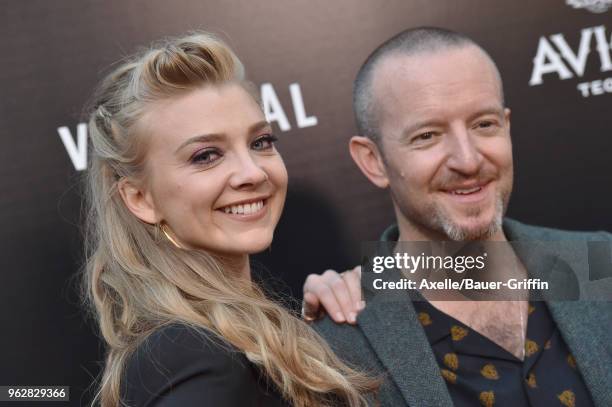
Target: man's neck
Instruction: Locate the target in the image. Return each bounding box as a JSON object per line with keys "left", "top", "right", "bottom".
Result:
{"left": 429, "top": 300, "right": 528, "bottom": 360}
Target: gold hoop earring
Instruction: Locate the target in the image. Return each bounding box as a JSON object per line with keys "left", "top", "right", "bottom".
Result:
{"left": 159, "top": 222, "right": 183, "bottom": 249}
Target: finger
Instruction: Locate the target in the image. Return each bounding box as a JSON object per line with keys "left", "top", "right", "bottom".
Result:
{"left": 301, "top": 291, "right": 321, "bottom": 320}
{"left": 342, "top": 266, "right": 364, "bottom": 312}
{"left": 303, "top": 274, "right": 323, "bottom": 318}
{"left": 355, "top": 265, "right": 365, "bottom": 309}
{"left": 327, "top": 273, "right": 359, "bottom": 324}
{"left": 305, "top": 270, "right": 356, "bottom": 323}
{"left": 304, "top": 274, "right": 345, "bottom": 322}
{"left": 312, "top": 283, "right": 347, "bottom": 323}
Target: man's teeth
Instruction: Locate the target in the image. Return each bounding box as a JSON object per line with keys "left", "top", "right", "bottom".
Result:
{"left": 452, "top": 186, "right": 481, "bottom": 195}
{"left": 222, "top": 200, "right": 264, "bottom": 214}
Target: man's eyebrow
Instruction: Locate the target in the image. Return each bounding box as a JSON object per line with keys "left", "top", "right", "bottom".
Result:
{"left": 467, "top": 106, "right": 505, "bottom": 123}
{"left": 400, "top": 106, "right": 505, "bottom": 141}
{"left": 400, "top": 119, "right": 445, "bottom": 141}
{"left": 174, "top": 121, "right": 272, "bottom": 154}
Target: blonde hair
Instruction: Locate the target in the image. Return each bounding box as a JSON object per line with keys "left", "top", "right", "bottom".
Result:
{"left": 82, "top": 32, "right": 378, "bottom": 406}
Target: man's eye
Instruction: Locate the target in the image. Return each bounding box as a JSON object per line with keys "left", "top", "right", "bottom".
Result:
{"left": 251, "top": 134, "right": 278, "bottom": 151}
{"left": 414, "top": 132, "right": 435, "bottom": 142}
{"left": 477, "top": 121, "right": 494, "bottom": 129}
{"left": 192, "top": 149, "right": 222, "bottom": 165}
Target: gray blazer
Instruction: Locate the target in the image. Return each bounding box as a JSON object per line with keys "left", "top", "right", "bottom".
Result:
{"left": 314, "top": 218, "right": 612, "bottom": 406}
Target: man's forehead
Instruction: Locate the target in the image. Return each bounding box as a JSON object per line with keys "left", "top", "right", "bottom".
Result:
{"left": 374, "top": 46, "right": 498, "bottom": 87}
{"left": 371, "top": 46, "right": 503, "bottom": 117}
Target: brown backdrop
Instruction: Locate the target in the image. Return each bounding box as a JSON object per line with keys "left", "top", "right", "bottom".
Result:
{"left": 1, "top": 1, "right": 610, "bottom": 405}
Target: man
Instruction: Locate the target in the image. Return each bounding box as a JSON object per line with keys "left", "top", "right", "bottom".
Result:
{"left": 302, "top": 27, "right": 612, "bottom": 406}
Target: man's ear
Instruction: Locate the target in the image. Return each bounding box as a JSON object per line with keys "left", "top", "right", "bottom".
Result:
{"left": 504, "top": 107, "right": 511, "bottom": 132}
{"left": 117, "top": 178, "right": 160, "bottom": 224}
{"left": 349, "top": 136, "right": 389, "bottom": 189}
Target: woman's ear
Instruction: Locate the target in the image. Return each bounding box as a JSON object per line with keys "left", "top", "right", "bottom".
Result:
{"left": 349, "top": 136, "right": 389, "bottom": 189}
{"left": 117, "top": 178, "right": 160, "bottom": 224}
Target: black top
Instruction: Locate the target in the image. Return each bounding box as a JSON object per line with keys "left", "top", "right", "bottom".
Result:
{"left": 414, "top": 298, "right": 595, "bottom": 407}
{"left": 122, "top": 324, "right": 291, "bottom": 407}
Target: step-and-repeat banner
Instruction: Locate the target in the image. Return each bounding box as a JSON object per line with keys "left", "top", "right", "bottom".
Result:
{"left": 1, "top": 0, "right": 610, "bottom": 405}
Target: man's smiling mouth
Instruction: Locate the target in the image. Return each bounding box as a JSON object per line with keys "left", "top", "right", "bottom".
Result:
{"left": 451, "top": 186, "right": 482, "bottom": 195}
{"left": 441, "top": 181, "right": 492, "bottom": 201}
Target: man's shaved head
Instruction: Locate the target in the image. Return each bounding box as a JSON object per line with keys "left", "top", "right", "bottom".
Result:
{"left": 353, "top": 27, "right": 504, "bottom": 144}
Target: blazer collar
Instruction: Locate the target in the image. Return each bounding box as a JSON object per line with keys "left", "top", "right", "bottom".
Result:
{"left": 358, "top": 285, "right": 454, "bottom": 407}
{"left": 358, "top": 224, "right": 453, "bottom": 406}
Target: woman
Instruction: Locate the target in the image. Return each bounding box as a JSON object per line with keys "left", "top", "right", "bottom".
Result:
{"left": 82, "top": 32, "right": 378, "bottom": 406}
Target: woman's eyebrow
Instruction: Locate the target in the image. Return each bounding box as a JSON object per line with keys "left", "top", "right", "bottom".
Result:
{"left": 175, "top": 121, "right": 272, "bottom": 154}
{"left": 174, "top": 133, "right": 226, "bottom": 154}
{"left": 249, "top": 120, "right": 272, "bottom": 134}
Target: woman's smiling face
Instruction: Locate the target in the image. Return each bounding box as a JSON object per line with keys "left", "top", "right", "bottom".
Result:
{"left": 120, "top": 83, "right": 288, "bottom": 256}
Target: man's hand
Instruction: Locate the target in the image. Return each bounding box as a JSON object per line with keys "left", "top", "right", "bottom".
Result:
{"left": 302, "top": 266, "right": 364, "bottom": 324}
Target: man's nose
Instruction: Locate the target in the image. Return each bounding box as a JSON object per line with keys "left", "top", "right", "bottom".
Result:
{"left": 445, "top": 127, "right": 483, "bottom": 175}
{"left": 229, "top": 151, "right": 269, "bottom": 189}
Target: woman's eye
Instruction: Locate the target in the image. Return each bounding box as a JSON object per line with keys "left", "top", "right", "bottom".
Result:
{"left": 251, "top": 134, "right": 278, "bottom": 151}
{"left": 192, "top": 149, "right": 222, "bottom": 165}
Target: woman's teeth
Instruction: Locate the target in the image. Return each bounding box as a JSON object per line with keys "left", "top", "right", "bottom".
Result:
{"left": 222, "top": 200, "right": 264, "bottom": 215}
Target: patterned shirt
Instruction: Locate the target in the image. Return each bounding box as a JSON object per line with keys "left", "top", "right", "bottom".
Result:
{"left": 413, "top": 298, "right": 594, "bottom": 407}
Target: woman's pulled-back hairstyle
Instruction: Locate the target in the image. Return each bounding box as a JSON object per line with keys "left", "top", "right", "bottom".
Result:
{"left": 83, "top": 32, "right": 378, "bottom": 406}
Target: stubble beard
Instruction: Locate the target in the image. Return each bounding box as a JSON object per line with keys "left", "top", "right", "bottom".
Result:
{"left": 402, "top": 187, "right": 511, "bottom": 241}
{"left": 433, "top": 196, "right": 505, "bottom": 240}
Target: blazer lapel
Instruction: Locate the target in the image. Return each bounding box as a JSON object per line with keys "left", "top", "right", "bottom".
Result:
{"left": 546, "top": 301, "right": 612, "bottom": 407}
{"left": 357, "top": 284, "right": 454, "bottom": 407}
{"left": 525, "top": 247, "right": 612, "bottom": 407}
{"left": 505, "top": 219, "right": 612, "bottom": 406}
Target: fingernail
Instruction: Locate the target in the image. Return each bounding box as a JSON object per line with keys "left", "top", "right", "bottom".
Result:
{"left": 335, "top": 312, "right": 346, "bottom": 322}
{"left": 358, "top": 301, "right": 366, "bottom": 310}
{"left": 348, "top": 312, "right": 357, "bottom": 324}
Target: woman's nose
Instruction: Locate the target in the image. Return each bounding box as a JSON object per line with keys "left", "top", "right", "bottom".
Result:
{"left": 228, "top": 152, "right": 268, "bottom": 189}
